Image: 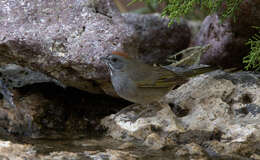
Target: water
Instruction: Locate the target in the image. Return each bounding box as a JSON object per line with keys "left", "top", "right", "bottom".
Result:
{"left": 15, "top": 136, "right": 251, "bottom": 160}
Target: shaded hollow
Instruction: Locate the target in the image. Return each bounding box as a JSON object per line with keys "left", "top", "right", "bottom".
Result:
{"left": 0, "top": 82, "right": 131, "bottom": 139}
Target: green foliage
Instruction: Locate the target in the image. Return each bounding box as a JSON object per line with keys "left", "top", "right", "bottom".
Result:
{"left": 130, "top": 0, "right": 260, "bottom": 71}
{"left": 243, "top": 27, "right": 260, "bottom": 71}
{"left": 131, "top": 0, "right": 243, "bottom": 23}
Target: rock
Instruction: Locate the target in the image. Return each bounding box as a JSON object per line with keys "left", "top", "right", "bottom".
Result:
{"left": 0, "top": 64, "right": 62, "bottom": 88}
{"left": 0, "top": 79, "right": 15, "bottom": 108}
{"left": 203, "top": 140, "right": 260, "bottom": 159}
{"left": 0, "top": 0, "right": 192, "bottom": 95}
{"left": 175, "top": 143, "right": 206, "bottom": 158}
{"left": 251, "top": 153, "right": 260, "bottom": 159}
{"left": 122, "top": 13, "right": 191, "bottom": 65}
{"left": 194, "top": 0, "right": 260, "bottom": 68}
{"left": 166, "top": 71, "right": 260, "bottom": 143}
{"left": 0, "top": 64, "right": 63, "bottom": 108}
{"left": 0, "top": 140, "right": 36, "bottom": 160}
{"left": 143, "top": 133, "right": 165, "bottom": 150}
{"left": 187, "top": 20, "right": 202, "bottom": 37}
{"left": 85, "top": 149, "right": 138, "bottom": 160}
{"left": 0, "top": 130, "right": 256, "bottom": 160}
{"left": 102, "top": 70, "right": 260, "bottom": 158}
{"left": 0, "top": 0, "right": 133, "bottom": 94}
{"left": 101, "top": 103, "right": 184, "bottom": 148}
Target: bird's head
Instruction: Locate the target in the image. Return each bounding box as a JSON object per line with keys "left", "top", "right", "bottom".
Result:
{"left": 101, "top": 51, "right": 132, "bottom": 72}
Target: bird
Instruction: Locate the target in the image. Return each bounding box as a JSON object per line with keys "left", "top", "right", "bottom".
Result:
{"left": 101, "top": 51, "right": 217, "bottom": 121}
{"left": 102, "top": 51, "right": 217, "bottom": 104}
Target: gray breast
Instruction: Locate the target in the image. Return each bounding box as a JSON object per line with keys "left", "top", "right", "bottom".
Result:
{"left": 111, "top": 72, "right": 170, "bottom": 104}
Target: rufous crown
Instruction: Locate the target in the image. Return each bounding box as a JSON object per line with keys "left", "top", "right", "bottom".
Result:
{"left": 112, "top": 51, "right": 130, "bottom": 59}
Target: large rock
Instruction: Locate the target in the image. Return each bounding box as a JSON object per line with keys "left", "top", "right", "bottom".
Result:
{"left": 167, "top": 71, "right": 260, "bottom": 143}
{"left": 102, "top": 71, "right": 260, "bottom": 158}
{"left": 194, "top": 0, "right": 260, "bottom": 68}
{"left": 0, "top": 0, "right": 133, "bottom": 94}
{"left": 0, "top": 64, "right": 61, "bottom": 88}
{"left": 122, "top": 13, "right": 191, "bottom": 65}
{"left": 0, "top": 0, "right": 191, "bottom": 95}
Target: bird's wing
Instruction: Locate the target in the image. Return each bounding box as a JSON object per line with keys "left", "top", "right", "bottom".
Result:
{"left": 135, "top": 67, "right": 187, "bottom": 88}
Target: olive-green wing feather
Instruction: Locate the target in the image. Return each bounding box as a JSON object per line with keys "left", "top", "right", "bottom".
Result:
{"left": 136, "top": 66, "right": 217, "bottom": 88}
{"left": 136, "top": 67, "right": 187, "bottom": 88}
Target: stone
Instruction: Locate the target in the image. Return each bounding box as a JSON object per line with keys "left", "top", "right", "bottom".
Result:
{"left": 102, "top": 70, "right": 260, "bottom": 158}
{"left": 0, "top": 0, "right": 133, "bottom": 94}
{"left": 175, "top": 143, "right": 206, "bottom": 157}
{"left": 0, "top": 64, "right": 61, "bottom": 88}
{"left": 122, "top": 13, "right": 191, "bottom": 65}
{"left": 0, "top": 140, "right": 36, "bottom": 160}
{"left": 0, "top": 0, "right": 192, "bottom": 96}
{"left": 166, "top": 71, "right": 260, "bottom": 143}
{"left": 143, "top": 133, "right": 165, "bottom": 150}
{"left": 194, "top": 0, "right": 260, "bottom": 68}
{"left": 101, "top": 103, "right": 184, "bottom": 146}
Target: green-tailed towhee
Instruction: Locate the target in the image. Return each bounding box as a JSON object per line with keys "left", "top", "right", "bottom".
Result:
{"left": 102, "top": 51, "right": 217, "bottom": 105}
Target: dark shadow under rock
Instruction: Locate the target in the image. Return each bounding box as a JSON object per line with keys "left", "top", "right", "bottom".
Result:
{"left": 0, "top": 82, "right": 131, "bottom": 139}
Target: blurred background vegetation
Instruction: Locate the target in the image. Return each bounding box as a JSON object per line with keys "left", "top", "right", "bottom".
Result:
{"left": 113, "top": 0, "right": 260, "bottom": 71}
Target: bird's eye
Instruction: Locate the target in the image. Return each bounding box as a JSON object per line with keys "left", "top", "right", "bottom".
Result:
{"left": 111, "top": 57, "right": 118, "bottom": 62}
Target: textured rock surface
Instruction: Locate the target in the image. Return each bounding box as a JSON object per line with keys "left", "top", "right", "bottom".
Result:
{"left": 0, "top": 64, "right": 63, "bottom": 108}
{"left": 167, "top": 71, "right": 260, "bottom": 143}
{"left": 0, "top": 0, "right": 191, "bottom": 95}
{"left": 102, "top": 71, "right": 260, "bottom": 158}
{"left": 0, "top": 0, "right": 133, "bottom": 94}
{"left": 194, "top": 0, "right": 260, "bottom": 68}
{"left": 0, "top": 64, "right": 61, "bottom": 88}
{"left": 101, "top": 103, "right": 184, "bottom": 148}
{"left": 122, "top": 13, "right": 191, "bottom": 65}
{"left": 0, "top": 70, "right": 258, "bottom": 159}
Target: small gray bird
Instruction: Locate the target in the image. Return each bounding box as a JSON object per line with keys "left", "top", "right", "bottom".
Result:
{"left": 102, "top": 51, "right": 217, "bottom": 105}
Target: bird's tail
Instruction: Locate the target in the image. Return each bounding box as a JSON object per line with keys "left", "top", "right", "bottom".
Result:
{"left": 182, "top": 65, "right": 239, "bottom": 78}
{"left": 182, "top": 66, "right": 219, "bottom": 78}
